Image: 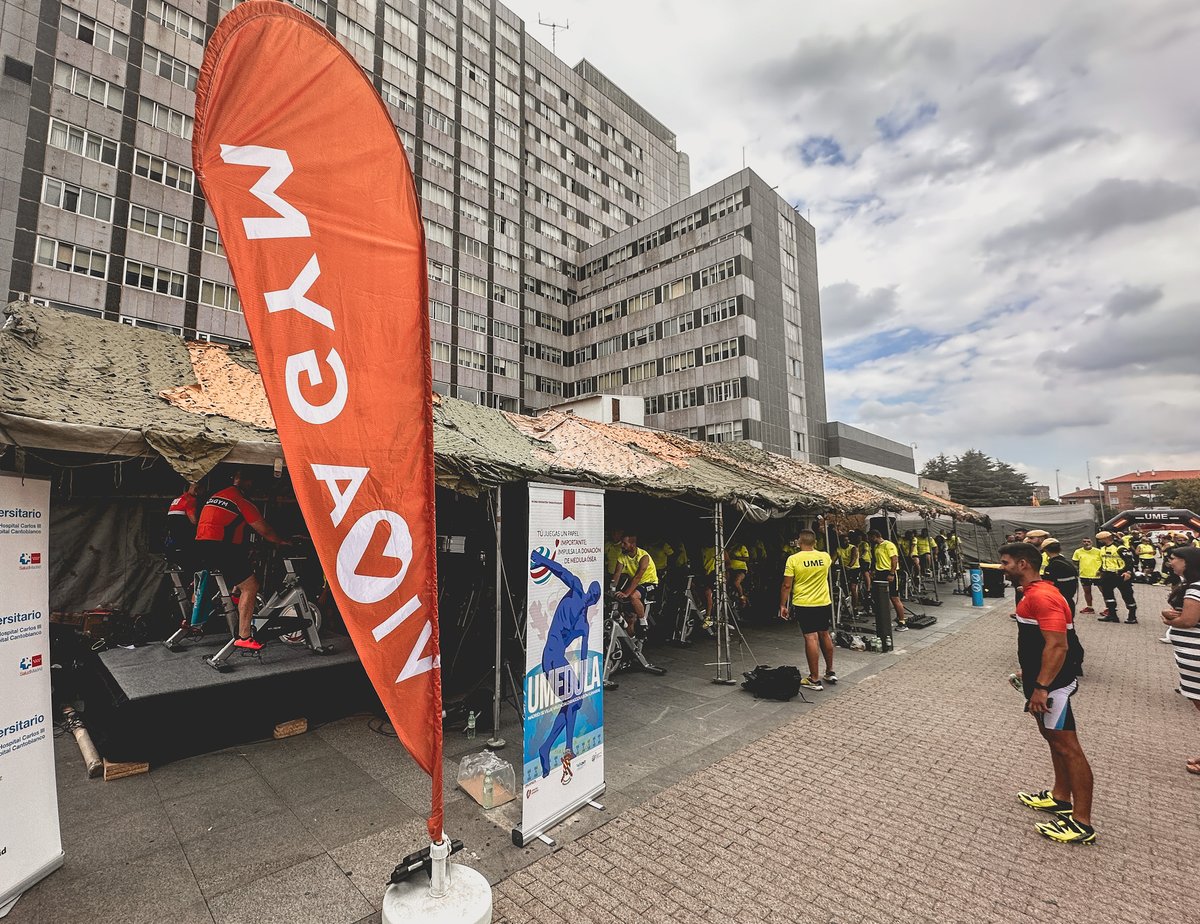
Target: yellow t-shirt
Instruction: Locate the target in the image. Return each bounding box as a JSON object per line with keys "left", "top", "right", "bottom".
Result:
{"left": 837, "top": 545, "right": 859, "bottom": 568}
{"left": 784, "top": 551, "right": 832, "bottom": 607}
{"left": 729, "top": 544, "right": 750, "bottom": 572}
{"left": 858, "top": 542, "right": 872, "bottom": 566}
{"left": 1136, "top": 543, "right": 1155, "bottom": 560}
{"left": 701, "top": 546, "right": 717, "bottom": 575}
{"left": 873, "top": 540, "right": 899, "bottom": 572}
{"left": 947, "top": 535, "right": 959, "bottom": 550}
{"left": 648, "top": 542, "right": 673, "bottom": 571}
{"left": 617, "top": 547, "right": 658, "bottom": 585}
{"left": 1121, "top": 535, "right": 1133, "bottom": 549}
{"left": 1073, "top": 547, "right": 1102, "bottom": 579}
{"left": 915, "top": 537, "right": 932, "bottom": 555}
{"left": 604, "top": 541, "right": 622, "bottom": 575}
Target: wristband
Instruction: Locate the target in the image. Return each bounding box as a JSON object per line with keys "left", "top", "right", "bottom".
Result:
{"left": 1032, "top": 682, "right": 1051, "bottom": 691}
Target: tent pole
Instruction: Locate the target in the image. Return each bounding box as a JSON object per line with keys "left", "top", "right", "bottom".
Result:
{"left": 487, "top": 486, "right": 505, "bottom": 750}
{"left": 713, "top": 502, "right": 734, "bottom": 684}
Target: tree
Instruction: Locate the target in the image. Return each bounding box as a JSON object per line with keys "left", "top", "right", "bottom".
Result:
{"left": 1158, "top": 479, "right": 1200, "bottom": 512}
{"left": 921, "top": 453, "right": 952, "bottom": 482}
{"left": 918, "top": 449, "right": 1036, "bottom": 508}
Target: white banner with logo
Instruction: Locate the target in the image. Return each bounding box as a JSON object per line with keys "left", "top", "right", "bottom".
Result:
{"left": 0, "top": 475, "right": 61, "bottom": 917}
{"left": 513, "top": 484, "right": 605, "bottom": 846}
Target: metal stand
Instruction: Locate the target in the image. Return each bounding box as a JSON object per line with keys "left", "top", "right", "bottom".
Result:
{"left": 382, "top": 839, "right": 492, "bottom": 924}
{"left": 487, "top": 487, "right": 505, "bottom": 750}
{"left": 711, "top": 503, "right": 736, "bottom": 684}
{"left": 601, "top": 600, "right": 666, "bottom": 690}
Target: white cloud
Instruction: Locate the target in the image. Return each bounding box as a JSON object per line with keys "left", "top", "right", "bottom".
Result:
{"left": 503, "top": 0, "right": 1200, "bottom": 493}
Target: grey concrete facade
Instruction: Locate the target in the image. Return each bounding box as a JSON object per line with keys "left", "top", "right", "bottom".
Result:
{"left": 1, "top": 0, "right": 827, "bottom": 457}
{"left": 825, "top": 420, "right": 916, "bottom": 485}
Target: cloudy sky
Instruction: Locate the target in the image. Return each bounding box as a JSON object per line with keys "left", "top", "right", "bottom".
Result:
{"left": 503, "top": 0, "right": 1200, "bottom": 493}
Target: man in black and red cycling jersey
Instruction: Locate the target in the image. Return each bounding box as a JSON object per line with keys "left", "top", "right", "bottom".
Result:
{"left": 194, "top": 469, "right": 288, "bottom": 651}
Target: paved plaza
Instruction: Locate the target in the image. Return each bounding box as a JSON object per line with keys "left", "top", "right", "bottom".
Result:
{"left": 7, "top": 581, "right": 1194, "bottom": 923}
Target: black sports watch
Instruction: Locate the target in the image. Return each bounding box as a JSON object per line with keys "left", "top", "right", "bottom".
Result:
{"left": 1032, "top": 682, "right": 1051, "bottom": 691}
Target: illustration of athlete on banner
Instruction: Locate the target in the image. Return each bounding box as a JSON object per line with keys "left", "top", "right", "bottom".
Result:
{"left": 516, "top": 484, "right": 605, "bottom": 845}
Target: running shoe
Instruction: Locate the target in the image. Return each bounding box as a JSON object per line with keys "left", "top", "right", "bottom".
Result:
{"left": 1125, "top": 616, "right": 1139, "bottom": 624}
{"left": 234, "top": 635, "right": 264, "bottom": 651}
{"left": 895, "top": 622, "right": 909, "bottom": 632}
{"left": 1036, "top": 815, "right": 1096, "bottom": 845}
{"left": 823, "top": 671, "right": 839, "bottom": 685}
{"left": 1017, "top": 789, "right": 1073, "bottom": 815}
{"left": 1080, "top": 607, "right": 1095, "bottom": 614}
{"left": 800, "top": 677, "right": 824, "bottom": 691}
{"left": 1098, "top": 613, "right": 1119, "bottom": 623}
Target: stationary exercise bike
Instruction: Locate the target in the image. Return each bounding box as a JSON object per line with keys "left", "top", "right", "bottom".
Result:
{"left": 203, "top": 550, "right": 334, "bottom": 672}
{"left": 665, "top": 575, "right": 706, "bottom": 646}
{"left": 601, "top": 587, "right": 666, "bottom": 690}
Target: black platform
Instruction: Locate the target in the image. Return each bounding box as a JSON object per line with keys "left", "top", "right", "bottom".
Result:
{"left": 85, "top": 633, "right": 379, "bottom": 764}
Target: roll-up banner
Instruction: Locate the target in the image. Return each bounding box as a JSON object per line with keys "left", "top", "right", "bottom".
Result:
{"left": 514, "top": 484, "right": 605, "bottom": 846}
{"left": 0, "top": 475, "right": 61, "bottom": 918}
{"left": 193, "top": 2, "right": 444, "bottom": 839}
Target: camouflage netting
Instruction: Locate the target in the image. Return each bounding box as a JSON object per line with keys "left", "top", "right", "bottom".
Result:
{"left": 0, "top": 302, "right": 984, "bottom": 521}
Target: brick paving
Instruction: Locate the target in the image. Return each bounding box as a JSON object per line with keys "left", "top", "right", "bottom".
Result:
{"left": 493, "top": 582, "right": 1198, "bottom": 924}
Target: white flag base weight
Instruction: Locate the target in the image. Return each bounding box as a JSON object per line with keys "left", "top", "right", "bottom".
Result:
{"left": 382, "top": 863, "right": 491, "bottom": 924}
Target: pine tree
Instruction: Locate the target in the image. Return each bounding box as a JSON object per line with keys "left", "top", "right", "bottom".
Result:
{"left": 923, "top": 449, "right": 1037, "bottom": 507}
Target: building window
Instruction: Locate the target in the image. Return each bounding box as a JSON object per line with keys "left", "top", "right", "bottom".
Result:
{"left": 35, "top": 236, "right": 108, "bottom": 278}
{"left": 61, "top": 6, "right": 129, "bottom": 59}
{"left": 381, "top": 81, "right": 417, "bottom": 113}
{"left": 48, "top": 119, "right": 118, "bottom": 166}
{"left": 700, "top": 259, "right": 736, "bottom": 288}
{"left": 421, "top": 180, "right": 454, "bottom": 210}
{"left": 124, "top": 258, "right": 185, "bottom": 297}
{"left": 706, "top": 421, "right": 744, "bottom": 443}
{"left": 460, "top": 272, "right": 488, "bottom": 298}
{"left": 133, "top": 150, "right": 194, "bottom": 192}
{"left": 335, "top": 13, "right": 372, "bottom": 47}
{"left": 383, "top": 5, "right": 418, "bottom": 41}
{"left": 596, "top": 370, "right": 622, "bottom": 391}
{"left": 431, "top": 340, "right": 452, "bottom": 363}
{"left": 202, "top": 227, "right": 225, "bottom": 257}
{"left": 53, "top": 61, "right": 124, "bottom": 111}
{"left": 146, "top": 0, "right": 207, "bottom": 44}
{"left": 703, "top": 338, "right": 740, "bottom": 364}
{"left": 138, "top": 97, "right": 194, "bottom": 139}
{"left": 458, "top": 308, "right": 488, "bottom": 333}
{"left": 705, "top": 380, "right": 742, "bottom": 404}
{"left": 128, "top": 204, "right": 190, "bottom": 245}
{"left": 709, "top": 193, "right": 743, "bottom": 221}
{"left": 428, "top": 260, "right": 453, "bottom": 285}
{"left": 627, "top": 360, "right": 657, "bottom": 383}
{"left": 143, "top": 46, "right": 198, "bottom": 90}
{"left": 424, "top": 219, "right": 454, "bottom": 247}
{"left": 41, "top": 177, "right": 114, "bottom": 222}
{"left": 200, "top": 279, "right": 240, "bottom": 312}
{"left": 383, "top": 44, "right": 418, "bottom": 80}
{"left": 663, "top": 350, "right": 697, "bottom": 374}
{"left": 492, "top": 319, "right": 519, "bottom": 342}
{"left": 457, "top": 347, "right": 487, "bottom": 371}
{"left": 429, "top": 299, "right": 453, "bottom": 323}
{"left": 423, "top": 104, "right": 453, "bottom": 135}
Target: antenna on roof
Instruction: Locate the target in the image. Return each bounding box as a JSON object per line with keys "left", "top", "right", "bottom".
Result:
{"left": 538, "top": 15, "right": 569, "bottom": 55}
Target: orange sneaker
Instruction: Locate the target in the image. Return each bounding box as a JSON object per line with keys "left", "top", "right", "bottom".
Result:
{"left": 234, "top": 635, "right": 263, "bottom": 651}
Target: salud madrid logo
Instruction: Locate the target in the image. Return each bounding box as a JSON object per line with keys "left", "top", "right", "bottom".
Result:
{"left": 18, "top": 653, "right": 43, "bottom": 675}
{"left": 17, "top": 551, "right": 42, "bottom": 570}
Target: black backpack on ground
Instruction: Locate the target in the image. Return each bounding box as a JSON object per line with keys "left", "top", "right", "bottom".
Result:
{"left": 741, "top": 664, "right": 804, "bottom": 701}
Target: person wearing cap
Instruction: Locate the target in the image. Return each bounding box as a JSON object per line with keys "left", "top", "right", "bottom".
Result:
{"left": 1025, "top": 530, "right": 1051, "bottom": 573}
{"left": 1042, "top": 540, "right": 1079, "bottom": 615}
{"left": 1135, "top": 536, "right": 1157, "bottom": 581}
{"left": 1072, "top": 538, "right": 1103, "bottom": 614}
{"left": 1096, "top": 531, "right": 1137, "bottom": 624}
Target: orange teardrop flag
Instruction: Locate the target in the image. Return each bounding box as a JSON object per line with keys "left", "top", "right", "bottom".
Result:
{"left": 192, "top": 0, "right": 443, "bottom": 840}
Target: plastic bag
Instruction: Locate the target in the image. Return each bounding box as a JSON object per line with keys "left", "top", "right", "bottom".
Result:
{"left": 457, "top": 751, "right": 516, "bottom": 809}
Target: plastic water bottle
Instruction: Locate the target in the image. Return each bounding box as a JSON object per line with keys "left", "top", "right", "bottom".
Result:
{"left": 465, "top": 711, "right": 476, "bottom": 739}
{"left": 482, "top": 768, "right": 494, "bottom": 809}
{"left": 1008, "top": 673, "right": 1023, "bottom": 694}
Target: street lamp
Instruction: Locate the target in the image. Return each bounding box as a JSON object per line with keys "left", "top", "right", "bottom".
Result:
{"left": 1055, "top": 468, "right": 1061, "bottom": 500}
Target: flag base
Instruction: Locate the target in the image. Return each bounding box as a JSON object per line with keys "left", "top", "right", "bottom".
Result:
{"left": 382, "top": 864, "right": 492, "bottom": 924}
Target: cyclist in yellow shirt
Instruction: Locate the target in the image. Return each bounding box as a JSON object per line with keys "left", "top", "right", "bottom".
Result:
{"left": 610, "top": 533, "right": 658, "bottom": 636}
{"left": 916, "top": 528, "right": 934, "bottom": 576}
{"left": 780, "top": 529, "right": 836, "bottom": 690}
{"left": 728, "top": 541, "right": 751, "bottom": 608}
{"left": 1072, "top": 537, "right": 1103, "bottom": 614}
{"left": 834, "top": 533, "right": 861, "bottom": 611}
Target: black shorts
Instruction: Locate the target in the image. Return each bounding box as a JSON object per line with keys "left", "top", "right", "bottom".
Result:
{"left": 1080, "top": 577, "right": 1100, "bottom": 587}
{"left": 790, "top": 604, "right": 832, "bottom": 634}
{"left": 195, "top": 541, "right": 254, "bottom": 586}
{"left": 636, "top": 583, "right": 657, "bottom": 602}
